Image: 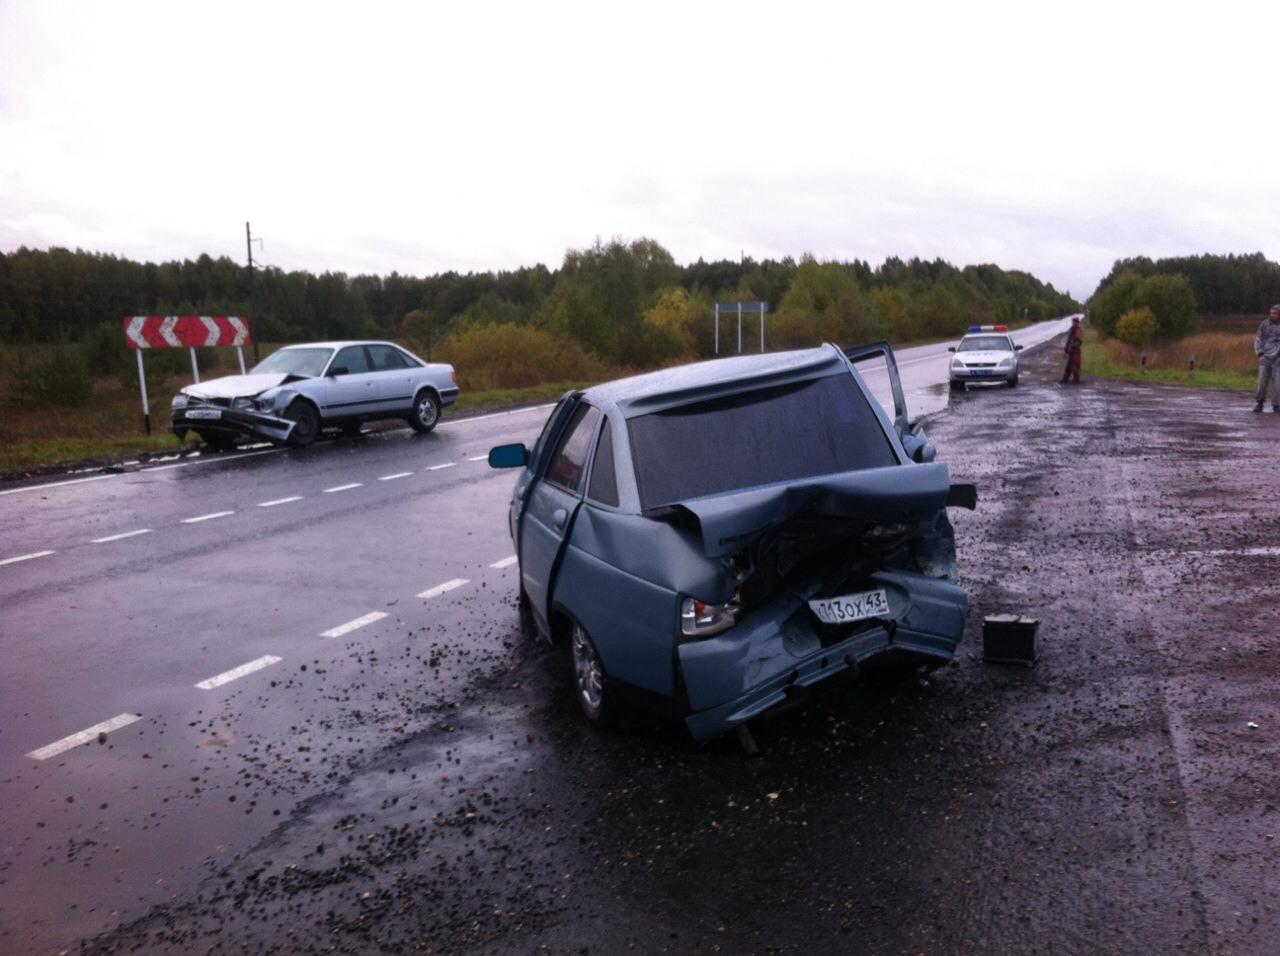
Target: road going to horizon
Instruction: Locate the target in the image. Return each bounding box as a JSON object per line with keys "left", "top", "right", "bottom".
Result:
{"left": 0, "top": 319, "right": 1072, "bottom": 953}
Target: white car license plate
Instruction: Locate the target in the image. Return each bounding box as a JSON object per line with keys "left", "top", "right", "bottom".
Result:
{"left": 808, "top": 588, "right": 890, "bottom": 626}
{"left": 186, "top": 408, "right": 221, "bottom": 420}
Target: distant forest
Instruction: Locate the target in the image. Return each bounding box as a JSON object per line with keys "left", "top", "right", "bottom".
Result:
{"left": 1093, "top": 252, "right": 1280, "bottom": 316}
{"left": 0, "top": 240, "right": 1081, "bottom": 390}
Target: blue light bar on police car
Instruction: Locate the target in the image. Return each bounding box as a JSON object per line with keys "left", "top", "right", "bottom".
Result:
{"left": 967, "top": 325, "right": 1009, "bottom": 333}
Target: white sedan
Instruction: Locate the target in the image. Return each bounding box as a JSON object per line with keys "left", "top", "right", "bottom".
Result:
{"left": 948, "top": 326, "right": 1023, "bottom": 389}
{"left": 171, "top": 341, "right": 459, "bottom": 449}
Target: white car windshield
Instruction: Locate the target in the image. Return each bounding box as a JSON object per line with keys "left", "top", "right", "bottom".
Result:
{"left": 251, "top": 348, "right": 333, "bottom": 377}
{"left": 958, "top": 336, "right": 1011, "bottom": 352}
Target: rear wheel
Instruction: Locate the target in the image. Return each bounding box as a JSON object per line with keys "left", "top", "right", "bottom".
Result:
{"left": 283, "top": 400, "right": 320, "bottom": 447}
{"left": 408, "top": 390, "right": 440, "bottom": 433}
{"left": 570, "top": 622, "right": 616, "bottom": 727}
{"left": 339, "top": 421, "right": 363, "bottom": 437}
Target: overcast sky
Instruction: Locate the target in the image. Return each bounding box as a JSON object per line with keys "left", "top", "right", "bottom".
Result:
{"left": 2, "top": 1, "right": 1278, "bottom": 299}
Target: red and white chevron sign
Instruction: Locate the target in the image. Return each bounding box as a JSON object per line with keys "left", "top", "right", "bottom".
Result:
{"left": 123, "top": 316, "right": 252, "bottom": 349}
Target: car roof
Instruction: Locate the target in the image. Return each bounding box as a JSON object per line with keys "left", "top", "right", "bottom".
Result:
{"left": 275, "top": 341, "right": 403, "bottom": 350}
{"left": 582, "top": 346, "right": 846, "bottom": 415}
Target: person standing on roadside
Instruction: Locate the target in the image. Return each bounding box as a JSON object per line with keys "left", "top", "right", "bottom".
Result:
{"left": 1253, "top": 305, "right": 1280, "bottom": 412}
{"left": 1060, "top": 316, "right": 1084, "bottom": 384}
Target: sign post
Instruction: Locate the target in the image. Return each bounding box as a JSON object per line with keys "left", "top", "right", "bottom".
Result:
{"left": 713, "top": 302, "right": 769, "bottom": 355}
{"left": 123, "top": 316, "right": 253, "bottom": 435}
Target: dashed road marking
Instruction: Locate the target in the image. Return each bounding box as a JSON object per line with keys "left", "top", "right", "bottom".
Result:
{"left": 489, "top": 555, "right": 518, "bottom": 569}
{"left": 467, "top": 455, "right": 488, "bottom": 462}
{"left": 378, "top": 472, "right": 413, "bottom": 481}
{"left": 0, "top": 550, "right": 56, "bottom": 566}
{"left": 426, "top": 462, "right": 456, "bottom": 471}
{"left": 257, "top": 496, "right": 303, "bottom": 508}
{"left": 418, "top": 577, "right": 469, "bottom": 599}
{"left": 195, "top": 655, "right": 283, "bottom": 690}
{"left": 321, "top": 611, "right": 388, "bottom": 638}
{"left": 323, "top": 483, "right": 363, "bottom": 493}
{"left": 91, "top": 529, "right": 152, "bottom": 544}
{"left": 182, "top": 510, "right": 234, "bottom": 524}
{"left": 27, "top": 713, "right": 142, "bottom": 760}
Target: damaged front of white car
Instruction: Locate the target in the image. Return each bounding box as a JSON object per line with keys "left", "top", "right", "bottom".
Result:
{"left": 170, "top": 345, "right": 335, "bottom": 449}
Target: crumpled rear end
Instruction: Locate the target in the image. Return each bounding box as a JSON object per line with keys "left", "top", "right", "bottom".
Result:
{"left": 680, "top": 567, "right": 967, "bottom": 741}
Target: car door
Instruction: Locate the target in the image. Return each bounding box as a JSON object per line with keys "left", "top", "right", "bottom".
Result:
{"left": 518, "top": 402, "right": 601, "bottom": 634}
{"left": 365, "top": 344, "right": 418, "bottom": 414}
{"left": 320, "top": 345, "right": 377, "bottom": 417}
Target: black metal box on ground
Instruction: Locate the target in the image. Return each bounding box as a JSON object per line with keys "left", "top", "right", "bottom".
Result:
{"left": 983, "top": 615, "right": 1039, "bottom": 666}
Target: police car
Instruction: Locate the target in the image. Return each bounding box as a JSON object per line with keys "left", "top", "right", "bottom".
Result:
{"left": 948, "top": 325, "right": 1023, "bottom": 389}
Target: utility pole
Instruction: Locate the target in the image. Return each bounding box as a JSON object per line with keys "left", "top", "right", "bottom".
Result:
{"left": 246, "top": 221, "right": 261, "bottom": 363}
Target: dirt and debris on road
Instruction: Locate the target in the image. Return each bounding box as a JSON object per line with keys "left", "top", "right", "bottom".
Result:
{"left": 54, "top": 339, "right": 1280, "bottom": 954}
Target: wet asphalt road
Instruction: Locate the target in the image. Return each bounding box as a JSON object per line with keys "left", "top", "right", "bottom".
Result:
{"left": 24, "top": 317, "right": 1280, "bottom": 955}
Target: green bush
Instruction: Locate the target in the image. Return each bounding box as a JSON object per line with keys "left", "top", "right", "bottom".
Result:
{"left": 1089, "top": 270, "right": 1199, "bottom": 340}
{"left": 1115, "top": 306, "right": 1159, "bottom": 345}
{"left": 438, "top": 323, "right": 607, "bottom": 390}
{"left": 7, "top": 346, "right": 93, "bottom": 407}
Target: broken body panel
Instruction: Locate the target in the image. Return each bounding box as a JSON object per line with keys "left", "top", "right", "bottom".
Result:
{"left": 494, "top": 342, "right": 976, "bottom": 740}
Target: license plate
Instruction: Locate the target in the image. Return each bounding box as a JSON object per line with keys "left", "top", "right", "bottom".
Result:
{"left": 972, "top": 369, "right": 993, "bottom": 377}
{"left": 185, "top": 408, "right": 221, "bottom": 420}
{"left": 808, "top": 588, "right": 890, "bottom": 626}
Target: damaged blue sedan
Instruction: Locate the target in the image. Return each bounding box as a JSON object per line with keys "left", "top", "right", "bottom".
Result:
{"left": 489, "top": 342, "right": 976, "bottom": 741}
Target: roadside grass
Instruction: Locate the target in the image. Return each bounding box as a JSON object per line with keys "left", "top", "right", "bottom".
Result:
{"left": 1082, "top": 329, "right": 1256, "bottom": 391}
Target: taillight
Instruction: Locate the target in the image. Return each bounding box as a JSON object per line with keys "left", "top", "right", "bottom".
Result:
{"left": 680, "top": 596, "right": 740, "bottom": 640}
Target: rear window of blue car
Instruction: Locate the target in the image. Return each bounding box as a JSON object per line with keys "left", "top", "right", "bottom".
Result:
{"left": 628, "top": 372, "right": 896, "bottom": 510}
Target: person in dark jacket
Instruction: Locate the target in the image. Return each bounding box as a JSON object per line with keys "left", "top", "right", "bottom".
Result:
{"left": 1060, "top": 316, "right": 1084, "bottom": 384}
{"left": 1253, "top": 305, "right": 1280, "bottom": 412}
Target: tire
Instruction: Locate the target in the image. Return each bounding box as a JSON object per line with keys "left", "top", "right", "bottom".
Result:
{"left": 339, "top": 421, "right": 363, "bottom": 437}
{"left": 408, "top": 389, "right": 440, "bottom": 433}
{"left": 282, "top": 400, "right": 320, "bottom": 447}
{"left": 569, "top": 622, "right": 615, "bottom": 727}
{"left": 196, "top": 429, "right": 237, "bottom": 452}
{"left": 1007, "top": 374, "right": 1019, "bottom": 388}
{"left": 949, "top": 379, "right": 964, "bottom": 392}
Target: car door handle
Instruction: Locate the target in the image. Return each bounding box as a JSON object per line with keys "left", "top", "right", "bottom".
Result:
{"left": 552, "top": 508, "right": 567, "bottom": 530}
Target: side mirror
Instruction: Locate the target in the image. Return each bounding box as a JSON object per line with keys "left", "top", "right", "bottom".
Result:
{"left": 329, "top": 366, "right": 349, "bottom": 377}
{"left": 489, "top": 443, "right": 529, "bottom": 468}
{"left": 1015, "top": 345, "right": 1024, "bottom": 351}
{"left": 947, "top": 347, "right": 956, "bottom": 353}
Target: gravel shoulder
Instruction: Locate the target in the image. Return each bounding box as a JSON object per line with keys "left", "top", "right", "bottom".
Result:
{"left": 69, "top": 338, "right": 1280, "bottom": 955}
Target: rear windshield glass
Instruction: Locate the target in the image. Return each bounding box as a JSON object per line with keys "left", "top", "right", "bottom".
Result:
{"left": 958, "top": 336, "right": 1011, "bottom": 352}
{"left": 628, "top": 373, "right": 896, "bottom": 510}
{"left": 252, "top": 348, "right": 333, "bottom": 377}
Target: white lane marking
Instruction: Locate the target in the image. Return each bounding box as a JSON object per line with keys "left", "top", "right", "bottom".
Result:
{"left": 467, "top": 455, "right": 488, "bottom": 462}
{"left": 489, "top": 555, "right": 518, "bottom": 569}
{"left": 323, "top": 483, "right": 362, "bottom": 493}
{"left": 418, "top": 577, "right": 469, "bottom": 599}
{"left": 321, "top": 611, "right": 388, "bottom": 638}
{"left": 0, "top": 474, "right": 117, "bottom": 496}
{"left": 27, "top": 713, "right": 142, "bottom": 760}
{"left": 378, "top": 472, "right": 413, "bottom": 481}
{"left": 257, "top": 496, "right": 303, "bottom": 507}
{"left": 0, "top": 550, "right": 56, "bottom": 566}
{"left": 426, "top": 462, "right": 456, "bottom": 471}
{"left": 195, "top": 654, "right": 282, "bottom": 690}
{"left": 91, "top": 528, "right": 152, "bottom": 544}
{"left": 182, "top": 510, "right": 234, "bottom": 524}
{"left": 1166, "top": 547, "right": 1280, "bottom": 558}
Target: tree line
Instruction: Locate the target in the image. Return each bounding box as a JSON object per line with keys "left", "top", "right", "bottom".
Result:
{"left": 0, "top": 239, "right": 1079, "bottom": 389}
{"left": 1092, "top": 252, "right": 1280, "bottom": 317}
